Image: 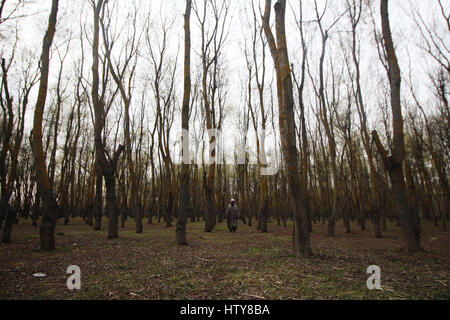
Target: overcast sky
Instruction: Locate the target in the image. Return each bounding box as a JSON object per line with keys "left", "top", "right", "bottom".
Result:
{"left": 1, "top": 0, "right": 448, "bottom": 165}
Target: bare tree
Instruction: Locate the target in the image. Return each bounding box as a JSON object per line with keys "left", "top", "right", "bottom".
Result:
{"left": 345, "top": 0, "right": 382, "bottom": 237}
{"left": 262, "top": 0, "right": 311, "bottom": 258}
{"left": 176, "top": 0, "right": 192, "bottom": 245}
{"left": 372, "top": 0, "right": 422, "bottom": 253}
{"left": 91, "top": 0, "right": 124, "bottom": 240}
{"left": 193, "top": 0, "right": 230, "bottom": 232}
{"left": 100, "top": 1, "right": 143, "bottom": 233}
{"left": 30, "top": 0, "right": 59, "bottom": 251}
{"left": 1, "top": 41, "right": 38, "bottom": 242}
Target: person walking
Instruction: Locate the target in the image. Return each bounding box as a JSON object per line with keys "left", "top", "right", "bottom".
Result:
{"left": 225, "top": 199, "right": 239, "bottom": 233}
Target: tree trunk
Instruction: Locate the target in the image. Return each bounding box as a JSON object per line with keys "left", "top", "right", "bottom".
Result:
{"left": 373, "top": 0, "right": 421, "bottom": 253}
{"left": 263, "top": 0, "right": 311, "bottom": 258}
{"left": 176, "top": 0, "right": 192, "bottom": 245}
{"left": 91, "top": 0, "right": 124, "bottom": 239}
{"left": 93, "top": 155, "right": 103, "bottom": 231}
{"left": 30, "top": 0, "right": 59, "bottom": 251}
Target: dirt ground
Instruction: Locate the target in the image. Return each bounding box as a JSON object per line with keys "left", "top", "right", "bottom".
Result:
{"left": 0, "top": 217, "right": 448, "bottom": 300}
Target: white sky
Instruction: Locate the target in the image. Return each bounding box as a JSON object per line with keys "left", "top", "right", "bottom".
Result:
{"left": 1, "top": 0, "right": 448, "bottom": 167}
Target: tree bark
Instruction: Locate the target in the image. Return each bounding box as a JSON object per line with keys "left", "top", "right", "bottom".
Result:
{"left": 373, "top": 0, "right": 422, "bottom": 253}
{"left": 91, "top": 0, "right": 124, "bottom": 239}
{"left": 177, "top": 0, "right": 192, "bottom": 245}
{"left": 30, "top": 0, "right": 59, "bottom": 251}
{"left": 262, "top": 0, "right": 311, "bottom": 258}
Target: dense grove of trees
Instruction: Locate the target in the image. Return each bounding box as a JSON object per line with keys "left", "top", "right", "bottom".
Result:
{"left": 0, "top": 0, "right": 448, "bottom": 255}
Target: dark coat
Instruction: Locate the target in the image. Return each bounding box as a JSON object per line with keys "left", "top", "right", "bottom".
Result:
{"left": 225, "top": 204, "right": 239, "bottom": 230}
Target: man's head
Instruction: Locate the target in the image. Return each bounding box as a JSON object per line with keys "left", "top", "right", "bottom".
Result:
{"left": 230, "top": 198, "right": 235, "bottom": 205}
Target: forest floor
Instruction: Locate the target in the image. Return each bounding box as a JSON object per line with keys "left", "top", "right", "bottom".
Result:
{"left": 0, "top": 217, "right": 449, "bottom": 300}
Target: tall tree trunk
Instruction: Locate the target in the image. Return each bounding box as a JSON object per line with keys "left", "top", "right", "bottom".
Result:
{"left": 30, "top": 0, "right": 59, "bottom": 251}
{"left": 177, "top": 0, "right": 192, "bottom": 245}
{"left": 93, "top": 155, "right": 103, "bottom": 230}
{"left": 373, "top": 0, "right": 421, "bottom": 253}
{"left": 100, "top": 15, "right": 142, "bottom": 234}
{"left": 348, "top": 0, "right": 382, "bottom": 238}
{"left": 262, "top": 0, "right": 311, "bottom": 258}
{"left": 91, "top": 0, "right": 124, "bottom": 239}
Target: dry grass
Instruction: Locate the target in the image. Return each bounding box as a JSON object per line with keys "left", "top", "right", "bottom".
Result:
{"left": 0, "top": 216, "right": 448, "bottom": 300}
